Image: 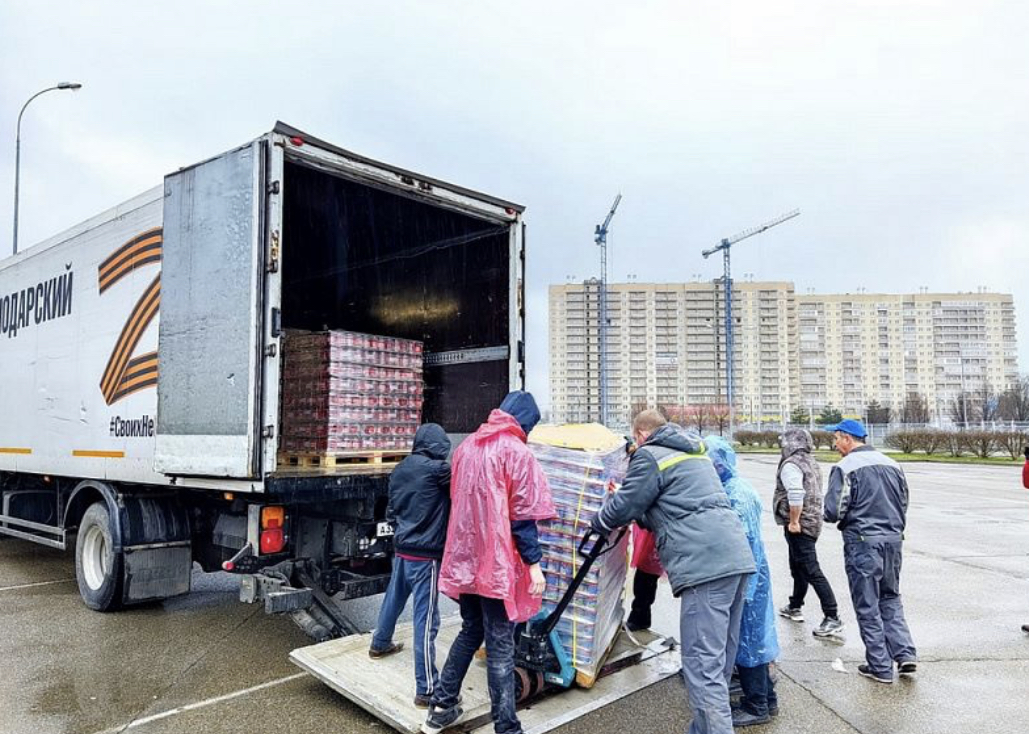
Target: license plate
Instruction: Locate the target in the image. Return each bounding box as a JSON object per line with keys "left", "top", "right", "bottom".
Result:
{"left": 376, "top": 522, "right": 395, "bottom": 538}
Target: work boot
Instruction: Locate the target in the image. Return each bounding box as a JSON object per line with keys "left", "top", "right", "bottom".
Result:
{"left": 857, "top": 664, "right": 894, "bottom": 684}
{"left": 778, "top": 605, "right": 804, "bottom": 623}
{"left": 731, "top": 707, "right": 771, "bottom": 728}
{"left": 369, "top": 642, "right": 404, "bottom": 659}
{"left": 812, "top": 616, "right": 845, "bottom": 639}
{"left": 626, "top": 611, "right": 651, "bottom": 632}
{"left": 421, "top": 702, "right": 463, "bottom": 734}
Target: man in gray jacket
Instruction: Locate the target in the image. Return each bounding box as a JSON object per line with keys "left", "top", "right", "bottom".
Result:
{"left": 824, "top": 420, "right": 917, "bottom": 684}
{"left": 592, "top": 410, "right": 755, "bottom": 734}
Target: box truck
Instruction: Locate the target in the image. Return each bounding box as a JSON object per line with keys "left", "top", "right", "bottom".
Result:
{"left": 0, "top": 123, "right": 525, "bottom": 638}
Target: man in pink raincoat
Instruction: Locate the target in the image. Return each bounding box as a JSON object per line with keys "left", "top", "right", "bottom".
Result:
{"left": 422, "top": 391, "right": 555, "bottom": 734}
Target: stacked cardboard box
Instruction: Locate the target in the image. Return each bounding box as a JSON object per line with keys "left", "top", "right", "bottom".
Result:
{"left": 530, "top": 425, "right": 630, "bottom": 681}
{"left": 280, "top": 330, "right": 424, "bottom": 454}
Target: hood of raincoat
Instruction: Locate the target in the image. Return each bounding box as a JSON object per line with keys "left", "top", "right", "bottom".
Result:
{"left": 705, "top": 435, "right": 738, "bottom": 484}
{"left": 779, "top": 427, "right": 814, "bottom": 459}
{"left": 498, "top": 390, "right": 542, "bottom": 437}
{"left": 438, "top": 409, "right": 556, "bottom": 622}
{"left": 706, "top": 435, "right": 781, "bottom": 667}
{"left": 412, "top": 423, "right": 450, "bottom": 461}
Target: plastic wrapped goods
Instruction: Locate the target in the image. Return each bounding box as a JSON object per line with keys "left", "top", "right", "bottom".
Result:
{"left": 529, "top": 424, "right": 630, "bottom": 679}
{"left": 280, "top": 330, "right": 424, "bottom": 454}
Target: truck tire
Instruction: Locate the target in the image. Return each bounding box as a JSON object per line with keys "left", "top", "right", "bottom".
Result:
{"left": 75, "top": 502, "right": 123, "bottom": 611}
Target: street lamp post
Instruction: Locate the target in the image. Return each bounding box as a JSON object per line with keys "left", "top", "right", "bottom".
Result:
{"left": 13, "top": 82, "right": 82, "bottom": 256}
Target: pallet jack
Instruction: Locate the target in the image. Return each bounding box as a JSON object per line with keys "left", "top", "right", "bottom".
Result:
{"left": 513, "top": 527, "right": 628, "bottom": 701}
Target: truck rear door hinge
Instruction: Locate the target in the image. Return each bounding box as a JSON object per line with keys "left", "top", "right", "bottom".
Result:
{"left": 267, "top": 230, "right": 280, "bottom": 273}
{"left": 261, "top": 425, "right": 276, "bottom": 439}
{"left": 264, "top": 343, "right": 278, "bottom": 357}
{"left": 268, "top": 180, "right": 281, "bottom": 195}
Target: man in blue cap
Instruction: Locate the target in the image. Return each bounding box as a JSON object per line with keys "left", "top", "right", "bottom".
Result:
{"left": 824, "top": 419, "right": 917, "bottom": 685}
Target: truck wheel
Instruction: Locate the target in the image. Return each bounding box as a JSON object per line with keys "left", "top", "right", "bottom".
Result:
{"left": 75, "top": 502, "right": 123, "bottom": 611}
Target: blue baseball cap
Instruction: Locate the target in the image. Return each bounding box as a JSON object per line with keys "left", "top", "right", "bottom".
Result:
{"left": 826, "top": 419, "right": 867, "bottom": 439}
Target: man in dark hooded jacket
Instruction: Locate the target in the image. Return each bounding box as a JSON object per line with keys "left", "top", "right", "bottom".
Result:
{"left": 591, "top": 410, "right": 755, "bottom": 734}
{"left": 370, "top": 423, "right": 452, "bottom": 708}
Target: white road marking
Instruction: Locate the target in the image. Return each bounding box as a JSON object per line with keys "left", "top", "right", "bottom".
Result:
{"left": 0, "top": 578, "right": 75, "bottom": 592}
{"left": 93, "top": 672, "right": 308, "bottom": 733}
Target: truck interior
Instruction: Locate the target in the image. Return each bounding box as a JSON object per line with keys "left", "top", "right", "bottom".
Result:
{"left": 280, "top": 159, "right": 513, "bottom": 435}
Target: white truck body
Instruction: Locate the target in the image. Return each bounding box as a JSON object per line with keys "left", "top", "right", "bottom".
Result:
{"left": 0, "top": 124, "right": 525, "bottom": 493}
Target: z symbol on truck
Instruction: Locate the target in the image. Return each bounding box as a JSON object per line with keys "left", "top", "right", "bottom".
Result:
{"left": 98, "top": 227, "right": 162, "bottom": 405}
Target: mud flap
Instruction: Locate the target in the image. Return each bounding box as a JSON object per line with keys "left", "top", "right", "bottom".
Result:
{"left": 123, "top": 544, "right": 192, "bottom": 602}
{"left": 118, "top": 492, "right": 192, "bottom": 604}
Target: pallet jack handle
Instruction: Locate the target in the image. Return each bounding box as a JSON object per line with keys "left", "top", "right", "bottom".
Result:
{"left": 538, "top": 526, "right": 627, "bottom": 638}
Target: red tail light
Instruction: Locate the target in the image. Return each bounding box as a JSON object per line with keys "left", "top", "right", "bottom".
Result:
{"left": 260, "top": 506, "right": 287, "bottom": 554}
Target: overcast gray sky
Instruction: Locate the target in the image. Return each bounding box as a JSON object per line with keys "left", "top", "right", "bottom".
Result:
{"left": 2, "top": 0, "right": 1027, "bottom": 410}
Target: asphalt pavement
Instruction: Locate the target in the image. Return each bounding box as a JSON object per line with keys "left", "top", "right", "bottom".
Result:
{"left": 2, "top": 457, "right": 1027, "bottom": 734}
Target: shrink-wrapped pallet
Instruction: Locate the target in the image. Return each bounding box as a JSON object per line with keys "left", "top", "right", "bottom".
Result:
{"left": 280, "top": 330, "right": 424, "bottom": 454}
{"left": 529, "top": 424, "right": 630, "bottom": 683}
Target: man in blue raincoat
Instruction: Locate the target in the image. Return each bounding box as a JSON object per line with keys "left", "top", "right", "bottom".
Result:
{"left": 706, "top": 436, "right": 781, "bottom": 727}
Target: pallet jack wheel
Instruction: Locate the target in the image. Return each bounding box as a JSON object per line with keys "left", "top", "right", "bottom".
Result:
{"left": 514, "top": 667, "right": 545, "bottom": 703}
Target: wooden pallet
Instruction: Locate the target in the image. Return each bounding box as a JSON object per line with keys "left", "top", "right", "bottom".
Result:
{"left": 277, "top": 450, "right": 409, "bottom": 470}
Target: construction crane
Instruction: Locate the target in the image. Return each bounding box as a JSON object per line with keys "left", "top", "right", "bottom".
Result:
{"left": 595, "top": 193, "right": 622, "bottom": 426}
{"left": 702, "top": 209, "right": 800, "bottom": 434}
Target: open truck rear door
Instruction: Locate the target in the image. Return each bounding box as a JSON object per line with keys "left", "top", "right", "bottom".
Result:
{"left": 155, "top": 140, "right": 268, "bottom": 478}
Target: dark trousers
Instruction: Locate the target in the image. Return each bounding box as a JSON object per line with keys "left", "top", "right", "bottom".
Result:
{"left": 628, "top": 570, "right": 660, "bottom": 628}
{"left": 371, "top": 557, "right": 441, "bottom": 697}
{"left": 433, "top": 594, "right": 521, "bottom": 734}
{"left": 785, "top": 530, "right": 838, "bottom": 618}
{"left": 737, "top": 663, "right": 778, "bottom": 718}
{"left": 845, "top": 539, "right": 917, "bottom": 677}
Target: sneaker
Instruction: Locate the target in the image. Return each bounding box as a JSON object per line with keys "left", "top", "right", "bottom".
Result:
{"left": 731, "top": 707, "right": 771, "bottom": 728}
{"left": 898, "top": 660, "right": 917, "bottom": 676}
{"left": 369, "top": 642, "right": 404, "bottom": 659}
{"left": 812, "top": 617, "right": 845, "bottom": 639}
{"left": 415, "top": 694, "right": 461, "bottom": 710}
{"left": 769, "top": 704, "right": 780, "bottom": 717}
{"left": 778, "top": 605, "right": 804, "bottom": 623}
{"left": 857, "top": 664, "right": 894, "bottom": 684}
{"left": 421, "top": 703, "right": 463, "bottom": 734}
{"left": 1022, "top": 624, "right": 1029, "bottom": 634}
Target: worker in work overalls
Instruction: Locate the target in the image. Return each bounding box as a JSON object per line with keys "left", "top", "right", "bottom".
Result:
{"left": 592, "top": 410, "right": 755, "bottom": 734}
{"left": 824, "top": 420, "right": 917, "bottom": 684}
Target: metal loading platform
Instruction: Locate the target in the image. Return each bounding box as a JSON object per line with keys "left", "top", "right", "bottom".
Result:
{"left": 290, "top": 618, "right": 681, "bottom": 734}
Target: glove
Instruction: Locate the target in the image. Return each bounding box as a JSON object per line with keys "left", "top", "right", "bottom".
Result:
{"left": 1024, "top": 446, "right": 1029, "bottom": 461}
{"left": 589, "top": 515, "right": 609, "bottom": 537}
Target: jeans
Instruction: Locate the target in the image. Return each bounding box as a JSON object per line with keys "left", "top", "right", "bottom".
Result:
{"left": 433, "top": 594, "right": 522, "bottom": 734}
{"left": 628, "top": 570, "right": 660, "bottom": 629}
{"left": 679, "top": 573, "right": 750, "bottom": 734}
{"left": 737, "top": 663, "right": 778, "bottom": 717}
{"left": 845, "top": 538, "right": 917, "bottom": 677}
{"left": 785, "top": 530, "right": 838, "bottom": 618}
{"left": 371, "top": 557, "right": 441, "bottom": 697}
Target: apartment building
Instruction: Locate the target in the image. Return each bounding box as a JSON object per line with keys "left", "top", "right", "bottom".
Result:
{"left": 548, "top": 280, "right": 796, "bottom": 428}
{"left": 549, "top": 282, "right": 1019, "bottom": 427}
{"left": 796, "top": 291, "right": 1019, "bottom": 417}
